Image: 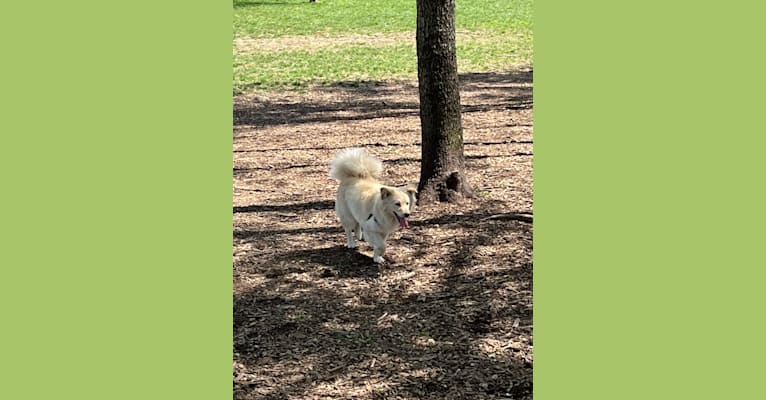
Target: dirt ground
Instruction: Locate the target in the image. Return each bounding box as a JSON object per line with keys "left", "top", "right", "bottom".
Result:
{"left": 233, "top": 68, "right": 533, "bottom": 399}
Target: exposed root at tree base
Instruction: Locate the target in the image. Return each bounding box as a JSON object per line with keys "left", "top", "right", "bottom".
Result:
{"left": 419, "top": 171, "right": 474, "bottom": 204}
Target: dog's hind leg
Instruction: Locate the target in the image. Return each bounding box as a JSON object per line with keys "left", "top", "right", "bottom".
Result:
{"left": 345, "top": 228, "right": 357, "bottom": 249}
{"left": 336, "top": 202, "right": 359, "bottom": 248}
{"left": 340, "top": 218, "right": 359, "bottom": 249}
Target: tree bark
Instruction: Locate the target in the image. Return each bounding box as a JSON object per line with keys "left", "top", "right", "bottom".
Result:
{"left": 416, "top": 0, "right": 473, "bottom": 204}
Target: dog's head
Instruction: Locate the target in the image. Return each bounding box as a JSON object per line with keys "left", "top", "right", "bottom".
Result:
{"left": 380, "top": 186, "right": 417, "bottom": 229}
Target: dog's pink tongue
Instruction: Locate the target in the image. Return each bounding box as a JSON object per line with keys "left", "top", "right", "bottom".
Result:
{"left": 399, "top": 216, "right": 409, "bottom": 230}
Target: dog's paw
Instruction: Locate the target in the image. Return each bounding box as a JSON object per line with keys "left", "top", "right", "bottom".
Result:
{"left": 346, "top": 243, "right": 357, "bottom": 249}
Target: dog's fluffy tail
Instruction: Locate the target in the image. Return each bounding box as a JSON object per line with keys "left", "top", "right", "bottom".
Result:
{"left": 330, "top": 148, "right": 383, "bottom": 182}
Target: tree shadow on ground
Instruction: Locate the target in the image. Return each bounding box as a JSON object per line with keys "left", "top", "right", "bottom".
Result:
{"left": 384, "top": 153, "right": 531, "bottom": 167}
{"left": 277, "top": 245, "right": 381, "bottom": 278}
{"left": 234, "top": 70, "right": 532, "bottom": 128}
{"left": 233, "top": 200, "right": 334, "bottom": 214}
{"left": 232, "top": 139, "right": 532, "bottom": 153}
{"left": 233, "top": 67, "right": 533, "bottom": 399}
{"left": 234, "top": 1, "right": 304, "bottom": 8}
{"left": 234, "top": 225, "right": 336, "bottom": 240}
{"left": 234, "top": 208, "right": 532, "bottom": 399}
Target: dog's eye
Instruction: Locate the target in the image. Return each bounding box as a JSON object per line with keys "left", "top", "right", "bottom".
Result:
{"left": 395, "top": 202, "right": 401, "bottom": 206}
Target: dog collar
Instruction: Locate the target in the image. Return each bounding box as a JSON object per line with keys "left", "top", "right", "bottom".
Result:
{"left": 367, "top": 213, "right": 380, "bottom": 226}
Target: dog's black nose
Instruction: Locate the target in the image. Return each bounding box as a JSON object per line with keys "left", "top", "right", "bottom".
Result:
{"left": 403, "top": 213, "right": 410, "bottom": 218}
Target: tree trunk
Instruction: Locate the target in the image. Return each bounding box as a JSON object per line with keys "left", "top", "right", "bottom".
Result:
{"left": 416, "top": 0, "right": 473, "bottom": 204}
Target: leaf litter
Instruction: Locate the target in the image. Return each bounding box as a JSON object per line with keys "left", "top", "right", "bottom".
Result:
{"left": 234, "top": 68, "right": 533, "bottom": 400}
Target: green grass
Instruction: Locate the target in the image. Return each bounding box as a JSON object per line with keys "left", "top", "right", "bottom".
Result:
{"left": 234, "top": 0, "right": 416, "bottom": 37}
{"left": 233, "top": 0, "right": 533, "bottom": 92}
{"left": 234, "top": 0, "right": 532, "bottom": 37}
{"left": 457, "top": 31, "right": 533, "bottom": 70}
{"left": 234, "top": 44, "right": 417, "bottom": 92}
{"left": 234, "top": 33, "right": 531, "bottom": 92}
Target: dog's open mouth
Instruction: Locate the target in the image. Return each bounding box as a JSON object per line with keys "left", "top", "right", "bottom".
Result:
{"left": 395, "top": 213, "right": 409, "bottom": 229}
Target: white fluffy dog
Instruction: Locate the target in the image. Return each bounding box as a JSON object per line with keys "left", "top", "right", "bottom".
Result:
{"left": 330, "top": 148, "right": 417, "bottom": 263}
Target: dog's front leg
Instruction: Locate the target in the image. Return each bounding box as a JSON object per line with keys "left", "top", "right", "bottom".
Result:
{"left": 366, "top": 232, "right": 387, "bottom": 263}
{"left": 372, "top": 244, "right": 386, "bottom": 263}
{"left": 356, "top": 226, "right": 364, "bottom": 241}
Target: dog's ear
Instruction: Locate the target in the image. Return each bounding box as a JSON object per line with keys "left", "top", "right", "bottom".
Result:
{"left": 380, "top": 187, "right": 391, "bottom": 198}
{"left": 399, "top": 184, "right": 418, "bottom": 209}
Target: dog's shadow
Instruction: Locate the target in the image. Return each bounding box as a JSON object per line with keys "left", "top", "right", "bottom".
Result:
{"left": 278, "top": 245, "right": 380, "bottom": 278}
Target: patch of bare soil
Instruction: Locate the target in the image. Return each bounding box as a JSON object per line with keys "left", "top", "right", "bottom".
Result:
{"left": 234, "top": 32, "right": 415, "bottom": 53}
{"left": 233, "top": 68, "right": 533, "bottom": 399}
{"left": 234, "top": 30, "right": 513, "bottom": 53}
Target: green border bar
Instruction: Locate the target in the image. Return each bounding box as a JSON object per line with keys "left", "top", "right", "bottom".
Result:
{"left": 536, "top": 1, "right": 766, "bottom": 399}
{"left": 1, "top": 2, "right": 232, "bottom": 399}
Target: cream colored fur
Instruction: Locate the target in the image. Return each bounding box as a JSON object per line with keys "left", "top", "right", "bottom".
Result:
{"left": 330, "top": 148, "right": 417, "bottom": 263}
